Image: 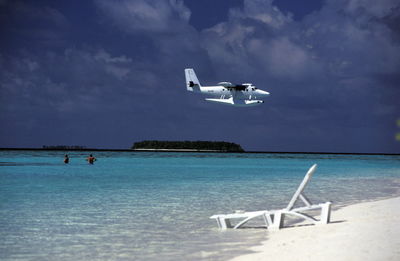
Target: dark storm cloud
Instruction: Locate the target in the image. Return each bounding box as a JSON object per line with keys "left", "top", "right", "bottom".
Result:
{"left": 200, "top": 0, "right": 400, "bottom": 146}
{"left": 203, "top": 0, "right": 400, "bottom": 80}
{"left": 0, "top": 0, "right": 399, "bottom": 152}
{"left": 1, "top": 49, "right": 137, "bottom": 113}
{"left": 0, "top": 1, "right": 69, "bottom": 50}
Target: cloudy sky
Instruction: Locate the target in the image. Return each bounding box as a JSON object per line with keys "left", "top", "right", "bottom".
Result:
{"left": 1, "top": 0, "right": 399, "bottom": 153}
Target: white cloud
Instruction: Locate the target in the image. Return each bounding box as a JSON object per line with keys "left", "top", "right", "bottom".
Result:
{"left": 93, "top": 50, "right": 133, "bottom": 80}
{"left": 241, "top": 0, "right": 292, "bottom": 28}
{"left": 94, "top": 49, "right": 132, "bottom": 63}
{"left": 250, "top": 37, "right": 316, "bottom": 78}
{"left": 302, "top": 0, "right": 400, "bottom": 77}
{"left": 95, "top": 0, "right": 191, "bottom": 33}
{"left": 201, "top": 0, "right": 317, "bottom": 79}
{"left": 344, "top": 0, "right": 399, "bottom": 18}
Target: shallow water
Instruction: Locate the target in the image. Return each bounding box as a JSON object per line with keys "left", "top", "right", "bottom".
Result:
{"left": 0, "top": 151, "right": 399, "bottom": 260}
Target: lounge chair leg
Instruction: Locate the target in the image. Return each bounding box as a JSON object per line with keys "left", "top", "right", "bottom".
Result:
{"left": 319, "top": 202, "right": 332, "bottom": 224}
{"left": 263, "top": 213, "right": 273, "bottom": 227}
{"left": 217, "top": 217, "right": 232, "bottom": 229}
{"left": 270, "top": 212, "right": 285, "bottom": 230}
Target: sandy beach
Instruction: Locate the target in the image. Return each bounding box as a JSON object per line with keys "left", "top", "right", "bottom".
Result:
{"left": 231, "top": 197, "right": 400, "bottom": 261}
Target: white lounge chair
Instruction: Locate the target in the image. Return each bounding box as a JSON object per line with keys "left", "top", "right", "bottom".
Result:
{"left": 210, "top": 164, "right": 331, "bottom": 230}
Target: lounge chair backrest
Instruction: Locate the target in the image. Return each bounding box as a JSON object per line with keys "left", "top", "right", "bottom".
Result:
{"left": 285, "top": 164, "right": 317, "bottom": 211}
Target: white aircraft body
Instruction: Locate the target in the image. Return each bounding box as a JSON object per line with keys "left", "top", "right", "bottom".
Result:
{"left": 184, "top": 68, "right": 270, "bottom": 107}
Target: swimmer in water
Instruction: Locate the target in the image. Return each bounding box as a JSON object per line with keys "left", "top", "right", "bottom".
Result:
{"left": 64, "top": 154, "right": 69, "bottom": 164}
{"left": 86, "top": 154, "right": 96, "bottom": 164}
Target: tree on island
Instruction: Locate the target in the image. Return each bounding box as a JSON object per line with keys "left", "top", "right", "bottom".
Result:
{"left": 132, "top": 140, "right": 244, "bottom": 152}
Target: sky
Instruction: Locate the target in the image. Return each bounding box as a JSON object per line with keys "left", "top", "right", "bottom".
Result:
{"left": 1, "top": 0, "right": 400, "bottom": 153}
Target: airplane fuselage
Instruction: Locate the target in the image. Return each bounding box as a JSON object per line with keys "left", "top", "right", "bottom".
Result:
{"left": 185, "top": 68, "right": 270, "bottom": 106}
{"left": 196, "top": 85, "right": 269, "bottom": 100}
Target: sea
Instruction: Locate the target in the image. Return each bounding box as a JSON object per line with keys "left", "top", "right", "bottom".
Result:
{"left": 1, "top": 150, "right": 399, "bottom": 261}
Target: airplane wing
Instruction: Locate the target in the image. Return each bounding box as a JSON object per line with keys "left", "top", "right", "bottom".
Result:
{"left": 218, "top": 82, "right": 234, "bottom": 87}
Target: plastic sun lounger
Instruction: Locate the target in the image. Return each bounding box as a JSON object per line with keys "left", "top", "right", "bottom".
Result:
{"left": 210, "top": 164, "right": 332, "bottom": 230}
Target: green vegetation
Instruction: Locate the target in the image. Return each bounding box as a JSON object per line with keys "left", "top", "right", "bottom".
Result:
{"left": 132, "top": 140, "right": 244, "bottom": 152}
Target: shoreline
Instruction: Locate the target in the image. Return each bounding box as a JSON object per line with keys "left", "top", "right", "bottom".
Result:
{"left": 0, "top": 148, "right": 399, "bottom": 155}
{"left": 230, "top": 196, "right": 400, "bottom": 261}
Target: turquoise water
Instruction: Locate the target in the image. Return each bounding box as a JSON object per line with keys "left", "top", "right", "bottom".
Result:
{"left": 0, "top": 151, "right": 399, "bottom": 260}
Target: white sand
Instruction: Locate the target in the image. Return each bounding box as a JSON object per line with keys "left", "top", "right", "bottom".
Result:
{"left": 230, "top": 197, "right": 400, "bottom": 261}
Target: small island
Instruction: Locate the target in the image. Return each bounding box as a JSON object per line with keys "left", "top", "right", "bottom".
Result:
{"left": 132, "top": 140, "right": 244, "bottom": 152}
{"left": 42, "top": 145, "right": 87, "bottom": 150}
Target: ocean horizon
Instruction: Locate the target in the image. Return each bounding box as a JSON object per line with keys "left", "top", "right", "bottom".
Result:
{"left": 1, "top": 151, "right": 399, "bottom": 260}
{"left": 1, "top": 148, "right": 399, "bottom": 155}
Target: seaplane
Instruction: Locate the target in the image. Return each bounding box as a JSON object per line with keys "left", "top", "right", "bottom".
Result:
{"left": 184, "top": 68, "right": 270, "bottom": 106}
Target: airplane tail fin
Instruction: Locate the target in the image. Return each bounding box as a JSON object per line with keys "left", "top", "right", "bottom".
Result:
{"left": 185, "top": 68, "right": 201, "bottom": 92}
